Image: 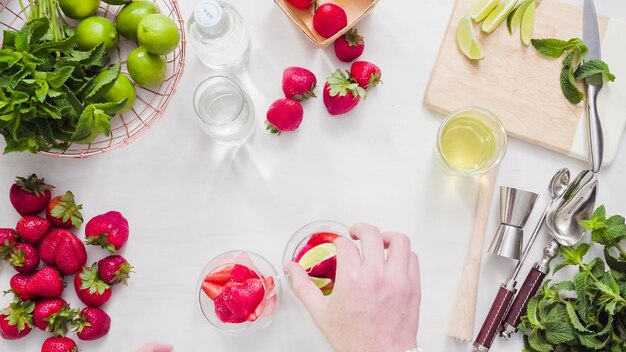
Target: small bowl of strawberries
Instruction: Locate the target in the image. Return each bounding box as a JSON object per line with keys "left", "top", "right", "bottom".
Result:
{"left": 197, "top": 250, "right": 281, "bottom": 335}
{"left": 282, "top": 220, "right": 349, "bottom": 295}
{"left": 275, "top": 0, "right": 380, "bottom": 48}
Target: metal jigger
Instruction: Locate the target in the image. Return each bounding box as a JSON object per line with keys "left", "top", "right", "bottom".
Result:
{"left": 488, "top": 187, "right": 539, "bottom": 260}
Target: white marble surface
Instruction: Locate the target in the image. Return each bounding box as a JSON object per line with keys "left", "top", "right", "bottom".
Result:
{"left": 1, "top": 0, "right": 626, "bottom": 351}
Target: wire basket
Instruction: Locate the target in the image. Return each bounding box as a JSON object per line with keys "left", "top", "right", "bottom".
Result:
{"left": 0, "top": 0, "right": 186, "bottom": 158}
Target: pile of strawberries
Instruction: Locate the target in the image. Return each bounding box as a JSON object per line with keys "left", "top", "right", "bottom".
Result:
{"left": 265, "top": 26, "right": 381, "bottom": 135}
{"left": 0, "top": 175, "right": 132, "bottom": 352}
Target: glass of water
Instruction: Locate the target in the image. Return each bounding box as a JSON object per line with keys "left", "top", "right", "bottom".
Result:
{"left": 193, "top": 76, "right": 255, "bottom": 145}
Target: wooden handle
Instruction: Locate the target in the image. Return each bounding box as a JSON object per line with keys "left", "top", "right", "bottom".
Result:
{"left": 501, "top": 266, "right": 547, "bottom": 334}
{"left": 447, "top": 167, "right": 499, "bottom": 341}
{"left": 473, "top": 285, "right": 515, "bottom": 350}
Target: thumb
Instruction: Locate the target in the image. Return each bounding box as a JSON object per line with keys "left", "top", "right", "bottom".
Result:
{"left": 287, "top": 261, "right": 325, "bottom": 313}
{"left": 136, "top": 343, "right": 174, "bottom": 352}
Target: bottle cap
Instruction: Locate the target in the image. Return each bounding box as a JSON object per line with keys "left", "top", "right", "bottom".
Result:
{"left": 194, "top": 0, "right": 223, "bottom": 28}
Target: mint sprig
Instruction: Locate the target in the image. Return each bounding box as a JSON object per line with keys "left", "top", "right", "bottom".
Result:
{"left": 531, "top": 38, "right": 615, "bottom": 104}
{"left": 519, "top": 205, "right": 626, "bottom": 351}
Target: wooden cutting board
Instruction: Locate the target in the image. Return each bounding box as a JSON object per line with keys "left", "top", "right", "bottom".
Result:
{"left": 425, "top": 0, "right": 626, "bottom": 165}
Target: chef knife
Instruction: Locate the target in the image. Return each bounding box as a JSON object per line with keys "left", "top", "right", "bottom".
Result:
{"left": 583, "top": 0, "right": 604, "bottom": 173}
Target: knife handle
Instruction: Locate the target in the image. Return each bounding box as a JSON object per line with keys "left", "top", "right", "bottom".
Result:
{"left": 587, "top": 84, "right": 603, "bottom": 173}
{"left": 500, "top": 266, "right": 547, "bottom": 339}
{"left": 473, "top": 284, "right": 516, "bottom": 351}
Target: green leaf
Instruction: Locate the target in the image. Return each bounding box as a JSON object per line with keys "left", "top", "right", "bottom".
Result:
{"left": 528, "top": 330, "right": 554, "bottom": 352}
{"left": 71, "top": 101, "right": 125, "bottom": 144}
{"left": 605, "top": 248, "right": 626, "bottom": 272}
{"left": 527, "top": 296, "right": 543, "bottom": 328}
{"left": 579, "top": 334, "right": 609, "bottom": 350}
{"left": 85, "top": 62, "right": 120, "bottom": 102}
{"left": 531, "top": 38, "right": 568, "bottom": 58}
{"left": 560, "top": 62, "right": 584, "bottom": 104}
{"left": 15, "top": 18, "right": 50, "bottom": 53}
{"left": 46, "top": 66, "right": 74, "bottom": 89}
{"left": 565, "top": 301, "right": 590, "bottom": 333}
{"left": 561, "top": 243, "right": 591, "bottom": 266}
{"left": 575, "top": 60, "right": 616, "bottom": 82}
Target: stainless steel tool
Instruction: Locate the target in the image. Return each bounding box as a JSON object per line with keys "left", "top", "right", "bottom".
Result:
{"left": 472, "top": 169, "right": 570, "bottom": 351}
{"left": 488, "top": 187, "right": 539, "bottom": 260}
{"left": 583, "top": 0, "right": 604, "bottom": 173}
{"left": 500, "top": 169, "right": 598, "bottom": 338}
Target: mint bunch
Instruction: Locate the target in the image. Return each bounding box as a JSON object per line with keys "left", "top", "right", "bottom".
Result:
{"left": 520, "top": 206, "right": 626, "bottom": 352}
{"left": 531, "top": 38, "right": 615, "bottom": 104}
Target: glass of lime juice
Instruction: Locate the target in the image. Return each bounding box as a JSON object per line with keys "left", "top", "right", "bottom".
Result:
{"left": 436, "top": 107, "right": 507, "bottom": 176}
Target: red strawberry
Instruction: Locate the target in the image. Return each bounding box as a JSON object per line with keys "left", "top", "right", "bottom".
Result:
{"left": 350, "top": 61, "right": 382, "bottom": 90}
{"left": 204, "top": 265, "right": 234, "bottom": 285}
{"left": 323, "top": 70, "right": 366, "bottom": 115}
{"left": 97, "top": 255, "right": 133, "bottom": 285}
{"left": 0, "top": 299, "right": 34, "bottom": 340}
{"left": 202, "top": 282, "right": 223, "bottom": 300}
{"left": 41, "top": 336, "right": 78, "bottom": 352}
{"left": 286, "top": 0, "right": 313, "bottom": 9}
{"left": 282, "top": 67, "right": 317, "bottom": 101}
{"left": 230, "top": 264, "right": 259, "bottom": 283}
{"left": 33, "top": 298, "right": 76, "bottom": 335}
{"left": 16, "top": 215, "right": 51, "bottom": 245}
{"left": 307, "top": 232, "right": 340, "bottom": 246}
{"left": 8, "top": 243, "right": 40, "bottom": 274}
{"left": 40, "top": 229, "right": 87, "bottom": 276}
{"left": 85, "top": 211, "right": 129, "bottom": 253}
{"left": 46, "top": 192, "right": 83, "bottom": 229}
{"left": 9, "top": 174, "right": 54, "bottom": 216}
{"left": 0, "top": 228, "right": 18, "bottom": 259}
{"left": 266, "top": 98, "right": 304, "bottom": 135}
{"left": 10, "top": 267, "right": 64, "bottom": 301}
{"left": 214, "top": 279, "right": 265, "bottom": 323}
{"left": 313, "top": 3, "right": 347, "bottom": 39}
{"left": 75, "top": 307, "right": 110, "bottom": 341}
{"left": 74, "top": 264, "right": 112, "bottom": 307}
{"left": 334, "top": 28, "right": 365, "bottom": 62}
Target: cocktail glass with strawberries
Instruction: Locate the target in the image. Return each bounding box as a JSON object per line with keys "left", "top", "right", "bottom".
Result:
{"left": 283, "top": 220, "right": 349, "bottom": 295}
{"left": 198, "top": 250, "right": 281, "bottom": 334}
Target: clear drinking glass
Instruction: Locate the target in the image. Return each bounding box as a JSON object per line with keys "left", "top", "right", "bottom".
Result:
{"left": 193, "top": 76, "right": 255, "bottom": 145}
{"left": 436, "top": 107, "right": 507, "bottom": 176}
{"left": 197, "top": 250, "right": 281, "bottom": 335}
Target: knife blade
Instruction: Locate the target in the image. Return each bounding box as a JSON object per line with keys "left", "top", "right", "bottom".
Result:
{"left": 583, "top": 0, "right": 604, "bottom": 173}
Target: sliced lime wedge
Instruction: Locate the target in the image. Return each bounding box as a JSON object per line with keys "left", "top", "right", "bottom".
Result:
{"left": 457, "top": 15, "right": 485, "bottom": 61}
{"left": 507, "top": 0, "right": 532, "bottom": 34}
{"left": 468, "top": 0, "right": 500, "bottom": 23}
{"left": 298, "top": 243, "right": 337, "bottom": 271}
{"left": 482, "top": 0, "right": 519, "bottom": 34}
{"left": 310, "top": 277, "right": 333, "bottom": 289}
{"left": 520, "top": 1, "right": 536, "bottom": 46}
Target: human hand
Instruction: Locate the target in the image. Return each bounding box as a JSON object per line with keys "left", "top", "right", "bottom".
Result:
{"left": 136, "top": 343, "right": 174, "bottom": 352}
{"left": 287, "top": 223, "right": 421, "bottom": 352}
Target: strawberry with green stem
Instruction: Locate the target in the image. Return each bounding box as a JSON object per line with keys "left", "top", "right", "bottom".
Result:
{"left": 10, "top": 267, "right": 65, "bottom": 301}
{"left": 85, "top": 211, "right": 129, "bottom": 253}
{"left": 74, "top": 264, "right": 112, "bottom": 307}
{"left": 265, "top": 98, "right": 304, "bottom": 135}
{"left": 42, "top": 336, "right": 79, "bottom": 352}
{"left": 39, "top": 229, "right": 87, "bottom": 276}
{"left": 8, "top": 243, "right": 40, "bottom": 274}
{"left": 350, "top": 61, "right": 382, "bottom": 91}
{"left": 33, "top": 298, "right": 77, "bottom": 336}
{"left": 97, "top": 255, "right": 133, "bottom": 285}
{"left": 46, "top": 192, "right": 83, "bottom": 229}
{"left": 0, "top": 298, "right": 34, "bottom": 340}
{"left": 0, "top": 228, "right": 18, "bottom": 259}
{"left": 10, "top": 174, "right": 54, "bottom": 216}
{"left": 282, "top": 67, "right": 317, "bottom": 101}
{"left": 74, "top": 307, "right": 111, "bottom": 341}
{"left": 334, "top": 28, "right": 365, "bottom": 62}
{"left": 16, "top": 215, "right": 51, "bottom": 245}
{"left": 323, "top": 70, "right": 366, "bottom": 115}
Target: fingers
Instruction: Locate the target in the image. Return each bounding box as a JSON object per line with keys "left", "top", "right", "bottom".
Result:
{"left": 408, "top": 252, "right": 421, "bottom": 290}
{"left": 381, "top": 232, "right": 411, "bottom": 269}
{"left": 334, "top": 236, "right": 360, "bottom": 280}
{"left": 136, "top": 343, "right": 174, "bottom": 352}
{"left": 349, "top": 223, "right": 385, "bottom": 266}
{"left": 286, "top": 261, "right": 325, "bottom": 313}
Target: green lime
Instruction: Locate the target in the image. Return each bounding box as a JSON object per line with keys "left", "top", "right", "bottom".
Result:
{"left": 116, "top": 1, "right": 159, "bottom": 40}
{"left": 298, "top": 243, "right": 337, "bottom": 271}
{"left": 127, "top": 46, "right": 167, "bottom": 87}
{"left": 137, "top": 14, "right": 180, "bottom": 55}
{"left": 59, "top": 0, "right": 100, "bottom": 20}
{"left": 76, "top": 16, "right": 119, "bottom": 52}
{"left": 507, "top": 0, "right": 533, "bottom": 34}
{"left": 457, "top": 15, "right": 485, "bottom": 61}
{"left": 310, "top": 277, "right": 333, "bottom": 289}
{"left": 103, "top": 74, "right": 136, "bottom": 112}
{"left": 481, "top": 0, "right": 518, "bottom": 34}
{"left": 469, "top": 0, "right": 500, "bottom": 23}
{"left": 520, "top": 1, "right": 536, "bottom": 46}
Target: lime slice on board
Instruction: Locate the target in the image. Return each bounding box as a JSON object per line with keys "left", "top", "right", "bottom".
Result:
{"left": 310, "top": 277, "right": 333, "bottom": 289}
{"left": 457, "top": 15, "right": 485, "bottom": 61}
{"left": 507, "top": 0, "right": 533, "bottom": 34}
{"left": 482, "top": 0, "right": 519, "bottom": 33}
{"left": 298, "top": 243, "right": 337, "bottom": 271}
{"left": 520, "top": 1, "right": 536, "bottom": 46}
{"left": 468, "top": 0, "right": 500, "bottom": 23}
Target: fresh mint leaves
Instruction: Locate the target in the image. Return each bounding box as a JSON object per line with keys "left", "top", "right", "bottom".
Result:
{"left": 520, "top": 205, "right": 626, "bottom": 352}
{"left": 0, "top": 17, "right": 125, "bottom": 154}
{"left": 531, "top": 38, "right": 615, "bottom": 104}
